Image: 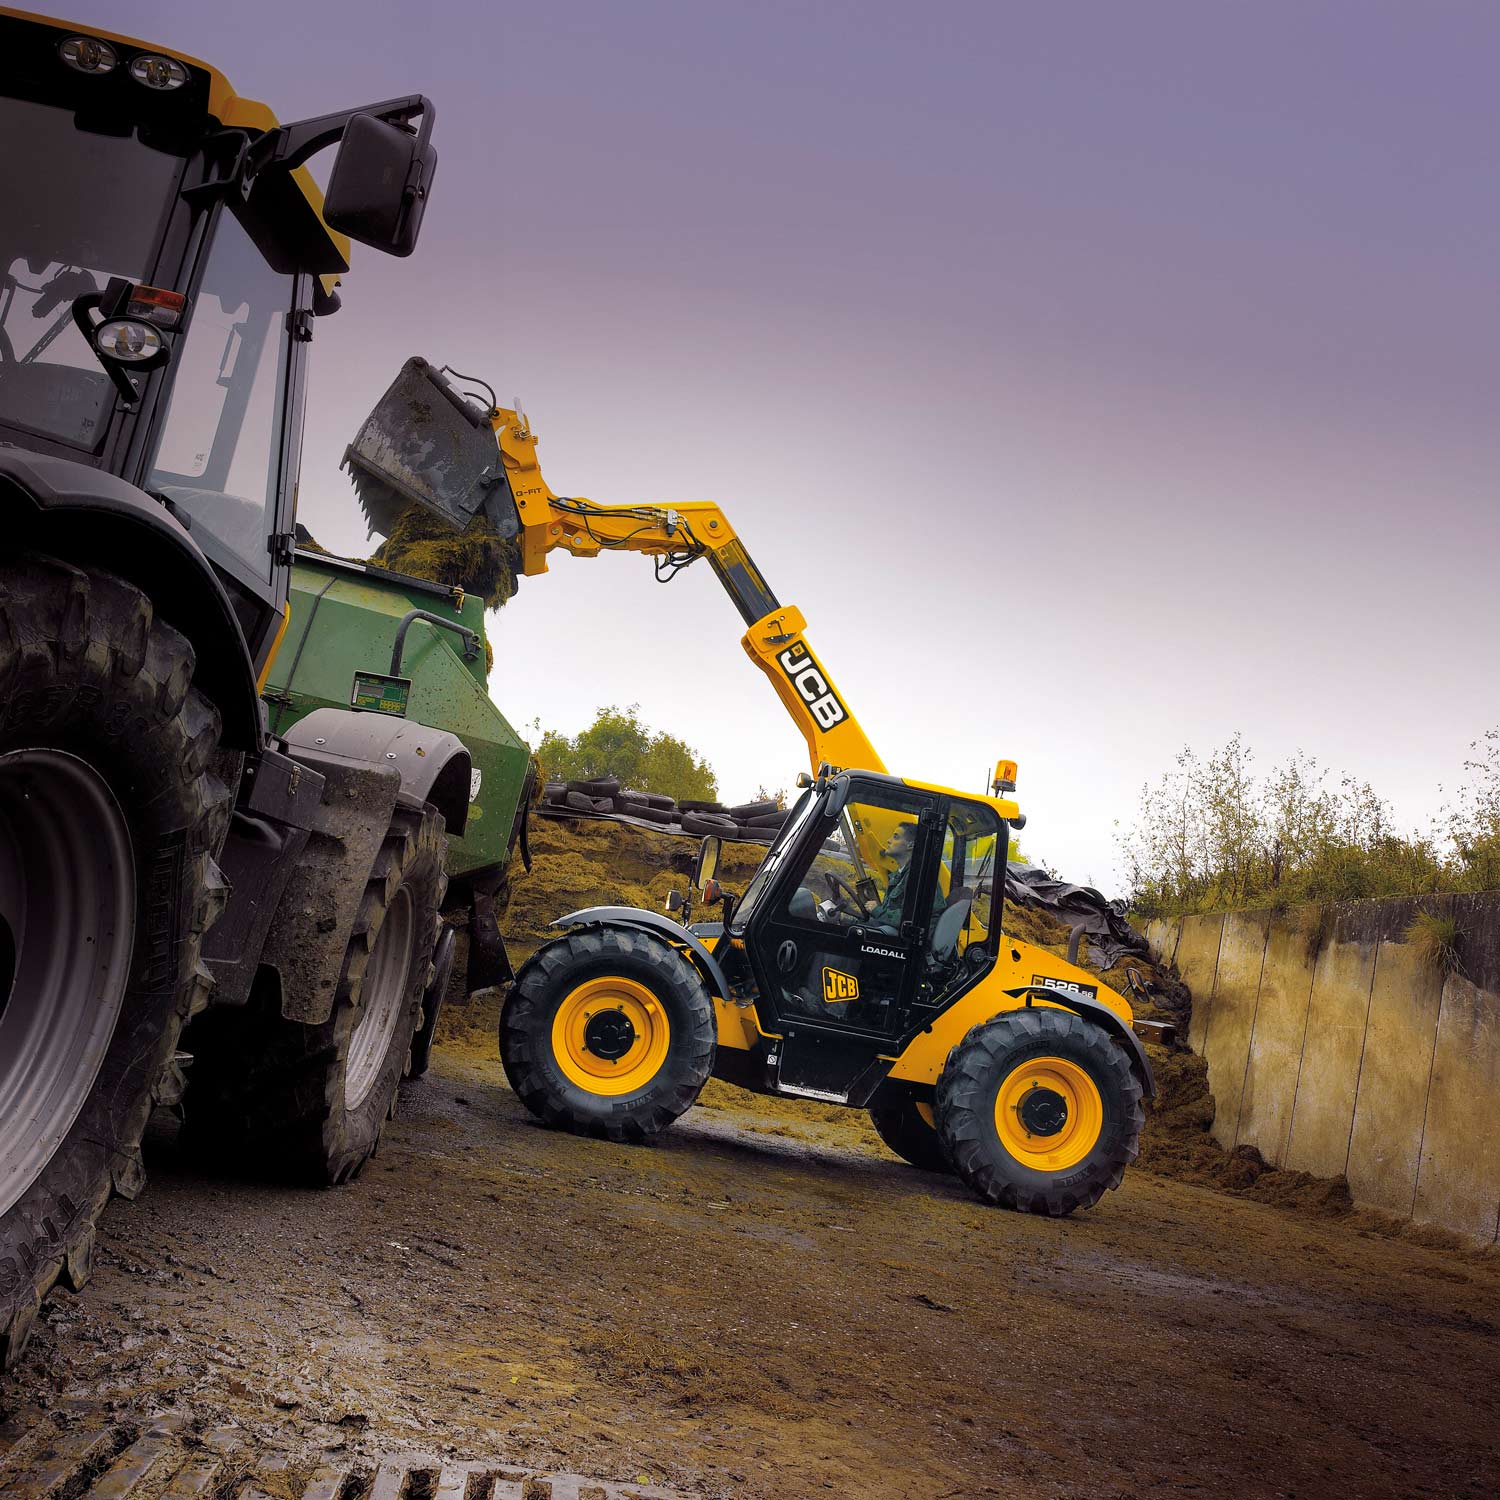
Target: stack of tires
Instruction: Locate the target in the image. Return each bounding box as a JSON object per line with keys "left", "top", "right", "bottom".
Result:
{"left": 539, "top": 776, "right": 789, "bottom": 840}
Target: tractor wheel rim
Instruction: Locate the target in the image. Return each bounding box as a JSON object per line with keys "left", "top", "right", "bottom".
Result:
{"left": 994, "top": 1055, "right": 1104, "bottom": 1171}
{"left": 552, "top": 975, "right": 670, "bottom": 1096}
{"left": 346, "top": 885, "right": 414, "bottom": 1109}
{"left": 0, "top": 750, "right": 135, "bottom": 1218}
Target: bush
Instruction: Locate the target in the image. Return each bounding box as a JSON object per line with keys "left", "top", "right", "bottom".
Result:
{"left": 1114, "top": 732, "right": 1489, "bottom": 918}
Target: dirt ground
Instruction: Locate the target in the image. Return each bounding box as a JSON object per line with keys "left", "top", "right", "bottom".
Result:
{"left": 5, "top": 999, "right": 1498, "bottom": 1500}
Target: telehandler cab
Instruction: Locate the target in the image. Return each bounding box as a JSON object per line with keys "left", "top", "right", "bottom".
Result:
{"left": 343, "top": 360, "right": 1160, "bottom": 1214}
{"left": 0, "top": 8, "right": 466, "bottom": 1366}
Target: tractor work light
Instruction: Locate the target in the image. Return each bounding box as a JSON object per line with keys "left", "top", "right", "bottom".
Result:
{"left": 59, "top": 35, "right": 117, "bottom": 74}
{"left": 129, "top": 54, "right": 188, "bottom": 90}
{"left": 95, "top": 320, "right": 163, "bottom": 362}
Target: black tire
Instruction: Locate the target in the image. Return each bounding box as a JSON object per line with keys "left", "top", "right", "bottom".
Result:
{"left": 726, "top": 799, "right": 778, "bottom": 821}
{"left": 868, "top": 1088, "right": 951, "bottom": 1173}
{"left": 639, "top": 791, "right": 676, "bottom": 810}
{"left": 183, "top": 804, "right": 446, "bottom": 1184}
{"left": 935, "top": 1008, "right": 1143, "bottom": 1216}
{"left": 750, "top": 810, "right": 789, "bottom": 828}
{"left": 678, "top": 799, "right": 724, "bottom": 814}
{"left": 0, "top": 554, "right": 230, "bottom": 1369}
{"left": 681, "top": 811, "right": 737, "bottom": 836}
{"left": 630, "top": 803, "right": 675, "bottom": 825}
{"left": 564, "top": 790, "right": 596, "bottom": 812}
{"left": 500, "top": 926, "right": 715, "bottom": 1142}
{"left": 408, "top": 922, "right": 457, "bottom": 1079}
{"left": 567, "top": 775, "right": 620, "bottom": 798}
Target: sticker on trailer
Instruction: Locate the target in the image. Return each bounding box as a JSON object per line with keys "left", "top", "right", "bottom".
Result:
{"left": 470, "top": 768, "right": 483, "bottom": 802}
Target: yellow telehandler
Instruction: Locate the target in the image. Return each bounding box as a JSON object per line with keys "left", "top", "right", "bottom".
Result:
{"left": 346, "top": 361, "right": 1163, "bottom": 1215}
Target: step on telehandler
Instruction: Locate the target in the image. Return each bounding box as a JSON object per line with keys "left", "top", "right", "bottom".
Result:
{"left": 0, "top": 8, "right": 469, "bottom": 1367}
{"left": 343, "top": 360, "right": 1163, "bottom": 1215}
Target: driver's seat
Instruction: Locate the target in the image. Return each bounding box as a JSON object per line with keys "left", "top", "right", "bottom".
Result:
{"left": 929, "top": 887, "right": 974, "bottom": 966}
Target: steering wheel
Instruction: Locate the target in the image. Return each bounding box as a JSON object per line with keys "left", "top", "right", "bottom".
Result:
{"left": 821, "top": 871, "right": 865, "bottom": 919}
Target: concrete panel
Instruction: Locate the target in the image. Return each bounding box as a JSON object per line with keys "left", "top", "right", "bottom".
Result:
{"left": 1346, "top": 898, "right": 1448, "bottom": 1217}
{"left": 1143, "top": 918, "right": 1170, "bottom": 964}
{"left": 1283, "top": 904, "right": 1379, "bottom": 1180}
{"left": 1202, "top": 909, "right": 1271, "bottom": 1151}
{"left": 1174, "top": 913, "right": 1225, "bottom": 1053}
{"left": 1413, "top": 970, "right": 1500, "bottom": 1242}
{"left": 1236, "top": 906, "right": 1321, "bottom": 1161}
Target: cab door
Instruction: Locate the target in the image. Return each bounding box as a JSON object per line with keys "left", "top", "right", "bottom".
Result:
{"left": 743, "top": 777, "right": 940, "bottom": 1102}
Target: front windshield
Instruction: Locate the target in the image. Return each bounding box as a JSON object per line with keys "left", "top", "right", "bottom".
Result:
{"left": 730, "top": 788, "right": 820, "bottom": 929}
{"left": 0, "top": 99, "right": 182, "bottom": 448}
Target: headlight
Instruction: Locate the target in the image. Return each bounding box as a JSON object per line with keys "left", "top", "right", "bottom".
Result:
{"left": 59, "top": 36, "right": 118, "bottom": 74}
{"left": 129, "top": 54, "right": 189, "bottom": 91}
{"left": 95, "top": 320, "right": 164, "bottom": 363}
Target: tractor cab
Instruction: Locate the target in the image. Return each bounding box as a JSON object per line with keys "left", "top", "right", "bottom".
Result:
{"left": 700, "top": 770, "right": 1009, "bottom": 1103}
{"left": 1, "top": 8, "right": 435, "bottom": 693}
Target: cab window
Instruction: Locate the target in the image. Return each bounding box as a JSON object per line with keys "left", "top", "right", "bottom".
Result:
{"left": 916, "top": 798, "right": 1004, "bottom": 1003}
{"left": 147, "top": 207, "right": 293, "bottom": 580}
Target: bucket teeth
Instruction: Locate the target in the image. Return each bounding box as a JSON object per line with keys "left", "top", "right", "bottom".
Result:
{"left": 345, "top": 463, "right": 411, "bottom": 542}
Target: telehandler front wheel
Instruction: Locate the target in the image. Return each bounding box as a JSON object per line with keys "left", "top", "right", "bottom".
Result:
{"left": 936, "top": 1008, "right": 1143, "bottom": 1216}
{"left": 868, "top": 1087, "right": 951, "bottom": 1173}
{"left": 501, "top": 927, "right": 715, "bottom": 1143}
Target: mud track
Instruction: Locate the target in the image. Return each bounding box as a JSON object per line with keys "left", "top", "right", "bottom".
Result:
{"left": 5, "top": 1021, "right": 1498, "bottom": 1499}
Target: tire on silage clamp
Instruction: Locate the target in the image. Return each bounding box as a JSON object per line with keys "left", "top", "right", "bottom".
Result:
{"left": 0, "top": 554, "right": 230, "bottom": 1369}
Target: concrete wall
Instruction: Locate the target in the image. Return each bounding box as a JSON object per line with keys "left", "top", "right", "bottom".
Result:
{"left": 1147, "top": 892, "right": 1500, "bottom": 1244}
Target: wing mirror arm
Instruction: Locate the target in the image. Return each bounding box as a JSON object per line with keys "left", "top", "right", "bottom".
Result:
{"left": 247, "top": 95, "right": 433, "bottom": 179}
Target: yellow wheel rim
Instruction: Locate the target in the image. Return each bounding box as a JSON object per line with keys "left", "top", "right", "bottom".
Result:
{"left": 551, "top": 975, "right": 671, "bottom": 1097}
{"left": 994, "top": 1055, "right": 1103, "bottom": 1171}
{"left": 915, "top": 1100, "right": 936, "bottom": 1129}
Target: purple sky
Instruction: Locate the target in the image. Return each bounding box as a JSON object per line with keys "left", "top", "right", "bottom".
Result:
{"left": 69, "top": 1, "right": 1500, "bottom": 883}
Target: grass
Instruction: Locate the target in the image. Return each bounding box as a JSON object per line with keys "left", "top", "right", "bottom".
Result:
{"left": 1405, "top": 908, "right": 1463, "bottom": 976}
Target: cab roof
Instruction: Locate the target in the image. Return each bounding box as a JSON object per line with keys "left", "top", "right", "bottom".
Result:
{"left": 3, "top": 6, "right": 351, "bottom": 276}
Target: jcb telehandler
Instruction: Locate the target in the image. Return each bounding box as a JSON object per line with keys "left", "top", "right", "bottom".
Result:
{"left": 344, "top": 361, "right": 1162, "bottom": 1215}
{"left": 0, "top": 9, "right": 472, "bottom": 1366}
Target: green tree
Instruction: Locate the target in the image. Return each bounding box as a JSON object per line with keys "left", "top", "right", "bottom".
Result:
{"left": 533, "top": 705, "right": 718, "bottom": 803}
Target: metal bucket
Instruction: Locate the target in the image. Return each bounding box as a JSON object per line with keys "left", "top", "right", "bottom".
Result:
{"left": 342, "top": 357, "right": 521, "bottom": 541}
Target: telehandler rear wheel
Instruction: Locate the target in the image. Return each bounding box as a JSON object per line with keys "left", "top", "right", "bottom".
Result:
{"left": 868, "top": 1087, "right": 951, "bottom": 1173}
{"left": 936, "top": 1008, "right": 1143, "bottom": 1215}
{"left": 0, "top": 555, "right": 229, "bottom": 1369}
{"left": 184, "top": 804, "right": 445, "bottom": 1184}
{"left": 501, "top": 927, "right": 715, "bottom": 1142}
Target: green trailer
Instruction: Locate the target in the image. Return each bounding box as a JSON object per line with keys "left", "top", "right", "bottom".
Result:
{"left": 263, "top": 546, "right": 535, "bottom": 1055}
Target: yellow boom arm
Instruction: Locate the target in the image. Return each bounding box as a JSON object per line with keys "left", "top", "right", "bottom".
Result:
{"left": 492, "top": 407, "right": 885, "bottom": 776}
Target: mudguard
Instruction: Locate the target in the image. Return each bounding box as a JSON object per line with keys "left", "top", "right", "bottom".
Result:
{"left": 281, "top": 706, "right": 472, "bottom": 836}
{"left": 1006, "top": 985, "right": 1157, "bottom": 1099}
{"left": 551, "top": 905, "right": 731, "bottom": 1003}
{"left": 2, "top": 449, "right": 260, "bottom": 747}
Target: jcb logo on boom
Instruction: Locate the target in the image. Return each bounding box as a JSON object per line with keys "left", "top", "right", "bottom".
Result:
{"left": 776, "top": 642, "right": 848, "bottom": 731}
{"left": 822, "top": 966, "right": 860, "bottom": 1003}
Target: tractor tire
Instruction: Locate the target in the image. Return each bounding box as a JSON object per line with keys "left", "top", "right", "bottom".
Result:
{"left": 183, "top": 803, "right": 445, "bottom": 1184}
{"left": 935, "top": 1008, "right": 1143, "bottom": 1216}
{"left": 0, "top": 554, "right": 229, "bottom": 1370}
{"left": 408, "top": 921, "right": 457, "bottom": 1079}
{"left": 868, "top": 1088, "right": 951, "bottom": 1173}
{"left": 501, "top": 926, "right": 715, "bottom": 1143}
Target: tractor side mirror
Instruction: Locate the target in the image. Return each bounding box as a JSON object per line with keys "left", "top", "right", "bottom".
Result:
{"left": 325, "top": 110, "right": 437, "bottom": 257}
{"left": 693, "top": 835, "right": 721, "bottom": 891}
{"left": 665, "top": 889, "right": 685, "bottom": 913}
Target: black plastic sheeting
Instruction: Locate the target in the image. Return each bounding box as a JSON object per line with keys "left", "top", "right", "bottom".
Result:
{"left": 1002, "top": 862, "right": 1151, "bottom": 971}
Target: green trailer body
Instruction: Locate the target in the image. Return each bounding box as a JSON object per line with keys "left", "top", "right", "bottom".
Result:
{"left": 263, "top": 549, "right": 531, "bottom": 892}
